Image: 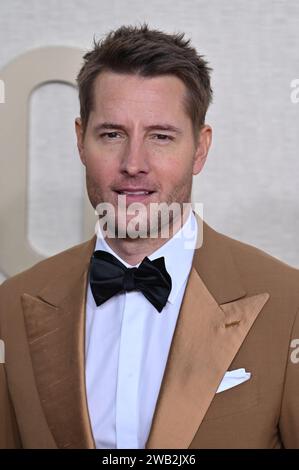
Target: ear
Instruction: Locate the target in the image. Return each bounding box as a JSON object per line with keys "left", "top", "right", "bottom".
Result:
{"left": 75, "top": 117, "right": 86, "bottom": 165}
{"left": 192, "top": 124, "right": 212, "bottom": 175}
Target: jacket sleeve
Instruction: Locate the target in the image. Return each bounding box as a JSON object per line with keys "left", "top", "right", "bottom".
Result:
{"left": 0, "top": 298, "right": 22, "bottom": 448}
{"left": 0, "top": 363, "right": 22, "bottom": 448}
{"left": 279, "top": 307, "right": 299, "bottom": 448}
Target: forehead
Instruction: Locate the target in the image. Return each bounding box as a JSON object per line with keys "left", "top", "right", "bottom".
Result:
{"left": 91, "top": 71, "right": 188, "bottom": 120}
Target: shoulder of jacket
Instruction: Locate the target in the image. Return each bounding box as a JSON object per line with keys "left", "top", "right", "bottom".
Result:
{"left": 0, "top": 237, "right": 95, "bottom": 299}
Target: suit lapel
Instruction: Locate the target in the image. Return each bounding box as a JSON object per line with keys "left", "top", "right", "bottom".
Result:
{"left": 145, "top": 268, "right": 269, "bottom": 448}
{"left": 145, "top": 215, "right": 270, "bottom": 448}
{"left": 22, "top": 238, "right": 96, "bottom": 449}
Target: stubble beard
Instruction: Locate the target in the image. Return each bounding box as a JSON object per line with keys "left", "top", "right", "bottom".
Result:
{"left": 86, "top": 173, "right": 193, "bottom": 241}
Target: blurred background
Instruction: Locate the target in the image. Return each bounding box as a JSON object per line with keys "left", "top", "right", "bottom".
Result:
{"left": 0, "top": 0, "right": 299, "bottom": 280}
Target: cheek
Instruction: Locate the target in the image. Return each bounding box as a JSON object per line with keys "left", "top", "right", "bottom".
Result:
{"left": 84, "top": 149, "right": 116, "bottom": 182}
{"left": 85, "top": 164, "right": 114, "bottom": 198}
{"left": 155, "top": 157, "right": 192, "bottom": 185}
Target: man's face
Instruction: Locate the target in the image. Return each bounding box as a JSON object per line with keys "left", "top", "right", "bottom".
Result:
{"left": 76, "top": 71, "right": 211, "bottom": 238}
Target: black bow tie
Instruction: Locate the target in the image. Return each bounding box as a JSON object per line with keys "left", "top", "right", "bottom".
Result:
{"left": 89, "top": 250, "right": 172, "bottom": 313}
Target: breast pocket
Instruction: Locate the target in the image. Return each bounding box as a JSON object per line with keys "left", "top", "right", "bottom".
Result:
{"left": 203, "top": 372, "right": 259, "bottom": 421}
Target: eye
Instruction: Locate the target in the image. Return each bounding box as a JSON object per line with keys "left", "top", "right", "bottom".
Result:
{"left": 152, "top": 134, "right": 174, "bottom": 141}
{"left": 100, "top": 131, "right": 121, "bottom": 139}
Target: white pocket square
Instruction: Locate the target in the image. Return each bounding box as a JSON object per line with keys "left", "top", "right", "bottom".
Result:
{"left": 216, "top": 368, "right": 251, "bottom": 393}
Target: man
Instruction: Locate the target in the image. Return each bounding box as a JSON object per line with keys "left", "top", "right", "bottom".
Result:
{"left": 1, "top": 24, "right": 299, "bottom": 449}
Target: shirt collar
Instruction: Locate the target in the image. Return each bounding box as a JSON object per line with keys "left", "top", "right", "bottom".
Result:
{"left": 94, "top": 209, "right": 198, "bottom": 305}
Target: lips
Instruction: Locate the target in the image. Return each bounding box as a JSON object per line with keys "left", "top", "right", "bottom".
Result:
{"left": 115, "top": 188, "right": 155, "bottom": 195}
{"left": 113, "top": 188, "right": 156, "bottom": 203}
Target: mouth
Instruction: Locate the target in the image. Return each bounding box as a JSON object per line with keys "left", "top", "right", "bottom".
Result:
{"left": 113, "top": 189, "right": 156, "bottom": 203}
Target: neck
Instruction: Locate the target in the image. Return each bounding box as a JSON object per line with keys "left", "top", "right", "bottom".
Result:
{"left": 102, "top": 207, "right": 192, "bottom": 266}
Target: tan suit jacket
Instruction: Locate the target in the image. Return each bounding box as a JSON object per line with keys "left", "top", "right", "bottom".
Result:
{"left": 1, "top": 216, "right": 299, "bottom": 449}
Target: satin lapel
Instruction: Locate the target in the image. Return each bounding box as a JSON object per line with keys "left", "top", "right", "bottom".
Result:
{"left": 145, "top": 269, "right": 269, "bottom": 449}
{"left": 22, "top": 238, "right": 96, "bottom": 449}
{"left": 146, "top": 216, "right": 270, "bottom": 449}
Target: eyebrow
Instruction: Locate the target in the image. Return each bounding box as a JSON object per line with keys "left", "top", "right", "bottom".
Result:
{"left": 92, "top": 122, "right": 182, "bottom": 135}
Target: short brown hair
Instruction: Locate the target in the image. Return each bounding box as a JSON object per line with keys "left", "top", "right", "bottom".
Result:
{"left": 77, "top": 24, "right": 213, "bottom": 137}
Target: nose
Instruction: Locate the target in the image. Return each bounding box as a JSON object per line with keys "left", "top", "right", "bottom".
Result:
{"left": 119, "top": 137, "right": 150, "bottom": 176}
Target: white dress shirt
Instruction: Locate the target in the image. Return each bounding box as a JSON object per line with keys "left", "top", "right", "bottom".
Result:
{"left": 85, "top": 210, "right": 198, "bottom": 449}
